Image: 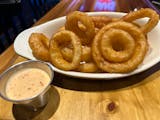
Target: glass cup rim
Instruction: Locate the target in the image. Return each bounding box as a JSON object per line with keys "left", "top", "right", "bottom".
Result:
{"left": 0, "top": 60, "right": 54, "bottom": 103}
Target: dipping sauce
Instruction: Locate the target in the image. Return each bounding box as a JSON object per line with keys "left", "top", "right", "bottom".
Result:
{"left": 6, "top": 68, "right": 50, "bottom": 100}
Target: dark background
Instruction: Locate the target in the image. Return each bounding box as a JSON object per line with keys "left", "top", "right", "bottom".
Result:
{"left": 0, "top": 0, "right": 159, "bottom": 54}
{"left": 0, "top": 0, "right": 59, "bottom": 54}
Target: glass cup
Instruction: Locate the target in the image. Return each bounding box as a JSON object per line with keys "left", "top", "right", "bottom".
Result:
{"left": 0, "top": 60, "right": 54, "bottom": 111}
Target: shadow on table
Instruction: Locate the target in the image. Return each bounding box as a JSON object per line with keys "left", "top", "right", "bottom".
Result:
{"left": 52, "top": 62, "right": 160, "bottom": 92}
{"left": 12, "top": 86, "right": 60, "bottom": 120}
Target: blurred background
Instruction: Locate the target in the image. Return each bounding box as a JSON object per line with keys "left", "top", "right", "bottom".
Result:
{"left": 0, "top": 0, "right": 60, "bottom": 54}
{"left": 0, "top": 0, "right": 159, "bottom": 54}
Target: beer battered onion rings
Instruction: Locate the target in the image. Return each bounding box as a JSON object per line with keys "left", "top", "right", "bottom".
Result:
{"left": 28, "top": 9, "right": 159, "bottom": 73}
{"left": 60, "top": 46, "right": 99, "bottom": 72}
{"left": 76, "top": 62, "right": 99, "bottom": 73}
{"left": 90, "top": 16, "right": 112, "bottom": 29}
{"left": 122, "top": 8, "right": 159, "bottom": 34}
{"left": 29, "top": 33, "right": 50, "bottom": 61}
{"left": 100, "top": 28, "right": 136, "bottom": 62}
{"left": 61, "top": 46, "right": 92, "bottom": 62}
{"left": 92, "top": 21, "right": 148, "bottom": 73}
{"left": 49, "top": 30, "right": 82, "bottom": 70}
{"left": 65, "top": 11, "right": 95, "bottom": 45}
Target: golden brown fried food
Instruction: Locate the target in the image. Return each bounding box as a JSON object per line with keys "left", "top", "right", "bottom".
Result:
{"left": 92, "top": 21, "right": 148, "bottom": 73}
{"left": 28, "top": 9, "right": 158, "bottom": 73}
{"left": 90, "top": 16, "right": 112, "bottom": 29}
{"left": 56, "top": 26, "right": 65, "bottom": 32}
{"left": 65, "top": 11, "right": 95, "bottom": 45}
{"left": 76, "top": 62, "right": 99, "bottom": 73}
{"left": 29, "top": 33, "right": 50, "bottom": 61}
{"left": 61, "top": 46, "right": 92, "bottom": 62}
{"left": 49, "top": 30, "right": 82, "bottom": 70}
{"left": 60, "top": 45, "right": 99, "bottom": 72}
{"left": 122, "top": 8, "right": 159, "bottom": 34}
{"left": 100, "top": 28, "right": 136, "bottom": 62}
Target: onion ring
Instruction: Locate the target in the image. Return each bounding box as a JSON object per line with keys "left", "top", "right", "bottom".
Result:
{"left": 29, "top": 33, "right": 50, "bottom": 61}
{"left": 91, "top": 16, "right": 112, "bottom": 29}
{"left": 56, "top": 26, "right": 65, "bottom": 32}
{"left": 76, "top": 62, "right": 99, "bottom": 73}
{"left": 65, "top": 11, "right": 95, "bottom": 45}
{"left": 92, "top": 21, "right": 148, "bottom": 73}
{"left": 122, "top": 8, "right": 159, "bottom": 34}
{"left": 60, "top": 47, "right": 73, "bottom": 62}
{"left": 100, "top": 28, "right": 136, "bottom": 62}
{"left": 60, "top": 45, "right": 98, "bottom": 72}
{"left": 49, "top": 30, "right": 82, "bottom": 70}
{"left": 61, "top": 46, "right": 92, "bottom": 62}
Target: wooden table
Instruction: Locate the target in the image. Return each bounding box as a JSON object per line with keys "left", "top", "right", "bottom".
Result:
{"left": 0, "top": 0, "right": 160, "bottom": 120}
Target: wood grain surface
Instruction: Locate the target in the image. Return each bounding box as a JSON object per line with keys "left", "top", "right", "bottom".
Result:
{"left": 0, "top": 0, "right": 160, "bottom": 120}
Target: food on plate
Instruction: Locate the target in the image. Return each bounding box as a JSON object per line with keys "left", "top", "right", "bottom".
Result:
{"left": 60, "top": 47, "right": 73, "bottom": 62}
{"left": 76, "top": 62, "right": 99, "bottom": 73}
{"left": 56, "top": 26, "right": 65, "bottom": 32}
{"left": 65, "top": 11, "right": 95, "bottom": 45}
{"left": 60, "top": 46, "right": 99, "bottom": 72}
{"left": 49, "top": 30, "right": 82, "bottom": 70}
{"left": 90, "top": 16, "right": 112, "bottom": 29}
{"left": 92, "top": 21, "right": 148, "bottom": 73}
{"left": 28, "top": 8, "right": 159, "bottom": 73}
{"left": 100, "top": 28, "right": 136, "bottom": 62}
{"left": 29, "top": 33, "right": 50, "bottom": 61}
{"left": 61, "top": 46, "right": 92, "bottom": 62}
{"left": 122, "top": 8, "right": 159, "bottom": 34}
{"left": 58, "top": 25, "right": 100, "bottom": 35}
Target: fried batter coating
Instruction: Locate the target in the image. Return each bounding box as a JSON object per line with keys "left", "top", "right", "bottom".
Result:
{"left": 122, "top": 8, "right": 159, "bottom": 34}
{"left": 29, "top": 33, "right": 50, "bottom": 61}
{"left": 49, "top": 30, "right": 82, "bottom": 70}
{"left": 65, "top": 11, "right": 95, "bottom": 45}
{"left": 92, "top": 21, "right": 148, "bottom": 73}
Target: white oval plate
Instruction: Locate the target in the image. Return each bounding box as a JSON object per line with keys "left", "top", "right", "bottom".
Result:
{"left": 14, "top": 12, "right": 160, "bottom": 79}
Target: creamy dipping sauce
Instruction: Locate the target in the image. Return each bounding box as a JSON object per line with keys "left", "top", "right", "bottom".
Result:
{"left": 6, "top": 68, "right": 50, "bottom": 100}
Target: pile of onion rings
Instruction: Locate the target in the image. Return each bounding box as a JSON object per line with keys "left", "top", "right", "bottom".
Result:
{"left": 29, "top": 8, "right": 159, "bottom": 73}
